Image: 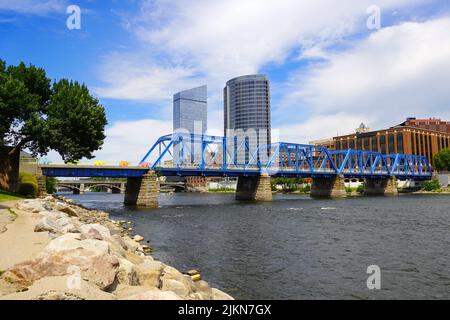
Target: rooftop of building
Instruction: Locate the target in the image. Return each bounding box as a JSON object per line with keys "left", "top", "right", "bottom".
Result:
{"left": 334, "top": 121, "right": 450, "bottom": 140}
{"left": 173, "top": 85, "right": 207, "bottom": 102}
{"left": 225, "top": 74, "right": 268, "bottom": 86}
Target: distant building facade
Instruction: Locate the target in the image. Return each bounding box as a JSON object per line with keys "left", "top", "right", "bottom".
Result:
{"left": 224, "top": 75, "right": 271, "bottom": 162}
{"left": 173, "top": 85, "right": 207, "bottom": 134}
{"left": 330, "top": 118, "right": 450, "bottom": 165}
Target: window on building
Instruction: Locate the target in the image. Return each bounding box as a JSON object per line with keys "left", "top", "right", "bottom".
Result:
{"left": 388, "top": 134, "right": 395, "bottom": 154}
{"left": 349, "top": 140, "right": 355, "bottom": 149}
{"left": 371, "top": 137, "right": 377, "bottom": 152}
{"left": 380, "top": 135, "right": 386, "bottom": 153}
{"left": 364, "top": 138, "right": 370, "bottom": 150}
{"left": 397, "top": 133, "right": 404, "bottom": 154}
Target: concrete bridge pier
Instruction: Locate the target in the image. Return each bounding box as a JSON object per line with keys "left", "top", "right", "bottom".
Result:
{"left": 311, "top": 174, "right": 347, "bottom": 198}
{"left": 36, "top": 174, "right": 47, "bottom": 196}
{"left": 364, "top": 176, "right": 398, "bottom": 196}
{"left": 236, "top": 173, "right": 272, "bottom": 201}
{"left": 124, "top": 171, "right": 159, "bottom": 207}
{"left": 72, "top": 183, "right": 85, "bottom": 195}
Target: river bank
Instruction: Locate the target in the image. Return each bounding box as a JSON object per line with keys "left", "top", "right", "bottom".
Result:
{"left": 0, "top": 196, "right": 233, "bottom": 300}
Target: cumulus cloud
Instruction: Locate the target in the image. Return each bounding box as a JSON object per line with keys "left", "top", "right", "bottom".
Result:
{"left": 93, "top": 53, "right": 204, "bottom": 101}
{"left": 282, "top": 17, "right": 450, "bottom": 135}
{"left": 96, "top": 0, "right": 429, "bottom": 102}
{"left": 93, "top": 118, "right": 172, "bottom": 163}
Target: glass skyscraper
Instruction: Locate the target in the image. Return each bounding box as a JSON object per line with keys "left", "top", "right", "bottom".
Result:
{"left": 173, "top": 85, "right": 207, "bottom": 134}
{"left": 224, "top": 75, "right": 271, "bottom": 163}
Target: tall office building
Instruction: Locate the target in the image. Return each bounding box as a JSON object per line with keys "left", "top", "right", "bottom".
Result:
{"left": 224, "top": 74, "right": 271, "bottom": 162}
{"left": 173, "top": 85, "right": 207, "bottom": 134}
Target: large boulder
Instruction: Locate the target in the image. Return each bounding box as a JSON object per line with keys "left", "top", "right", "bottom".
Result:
{"left": 211, "top": 288, "right": 234, "bottom": 300}
{"left": 2, "top": 248, "right": 119, "bottom": 291}
{"left": 16, "top": 201, "right": 44, "bottom": 212}
{"left": 34, "top": 214, "right": 80, "bottom": 236}
{"left": 136, "top": 259, "right": 165, "bottom": 288}
{"left": 53, "top": 202, "right": 79, "bottom": 217}
{"left": 79, "top": 224, "right": 111, "bottom": 240}
{"left": 116, "top": 258, "right": 139, "bottom": 286}
{"left": 193, "top": 280, "right": 213, "bottom": 300}
{"left": 121, "top": 236, "right": 140, "bottom": 252}
{"left": 45, "top": 233, "right": 110, "bottom": 256}
{"left": 160, "top": 265, "right": 195, "bottom": 298}
{"left": 0, "top": 276, "right": 115, "bottom": 300}
{"left": 34, "top": 217, "right": 62, "bottom": 235}
{"left": 40, "top": 210, "right": 69, "bottom": 220}
{"left": 161, "top": 279, "right": 190, "bottom": 298}
{"left": 120, "top": 289, "right": 181, "bottom": 300}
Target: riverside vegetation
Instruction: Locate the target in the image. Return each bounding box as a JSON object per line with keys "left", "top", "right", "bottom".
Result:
{"left": 0, "top": 196, "right": 233, "bottom": 300}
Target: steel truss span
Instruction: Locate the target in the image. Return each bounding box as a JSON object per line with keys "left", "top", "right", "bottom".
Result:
{"left": 140, "top": 133, "right": 433, "bottom": 180}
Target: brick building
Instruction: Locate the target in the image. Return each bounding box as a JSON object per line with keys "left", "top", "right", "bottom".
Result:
{"left": 331, "top": 118, "right": 450, "bottom": 165}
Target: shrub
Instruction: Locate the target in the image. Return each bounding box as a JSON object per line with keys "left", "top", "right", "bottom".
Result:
{"left": 19, "top": 182, "right": 38, "bottom": 197}
{"left": 19, "top": 172, "right": 38, "bottom": 198}
{"left": 423, "top": 179, "right": 441, "bottom": 192}
{"left": 301, "top": 184, "right": 311, "bottom": 193}
{"left": 356, "top": 185, "right": 365, "bottom": 193}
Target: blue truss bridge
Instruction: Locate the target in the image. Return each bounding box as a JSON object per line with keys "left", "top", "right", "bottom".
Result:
{"left": 41, "top": 132, "right": 432, "bottom": 180}
{"left": 138, "top": 133, "right": 432, "bottom": 180}
{"left": 40, "top": 133, "right": 433, "bottom": 206}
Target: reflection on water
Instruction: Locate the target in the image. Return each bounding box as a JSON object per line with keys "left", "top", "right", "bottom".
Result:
{"left": 62, "top": 191, "right": 450, "bottom": 300}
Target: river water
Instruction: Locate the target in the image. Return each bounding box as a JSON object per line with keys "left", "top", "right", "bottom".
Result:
{"left": 62, "top": 192, "right": 450, "bottom": 300}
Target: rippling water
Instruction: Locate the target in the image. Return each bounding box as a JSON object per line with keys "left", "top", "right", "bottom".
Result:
{"left": 63, "top": 192, "right": 450, "bottom": 300}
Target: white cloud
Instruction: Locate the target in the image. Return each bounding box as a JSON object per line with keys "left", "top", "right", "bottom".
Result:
{"left": 37, "top": 119, "right": 172, "bottom": 164}
{"left": 96, "top": 0, "right": 429, "bottom": 102}
{"left": 0, "top": 0, "right": 66, "bottom": 15}
{"left": 282, "top": 17, "right": 450, "bottom": 134}
{"left": 93, "top": 53, "right": 203, "bottom": 101}
{"left": 93, "top": 119, "right": 172, "bottom": 164}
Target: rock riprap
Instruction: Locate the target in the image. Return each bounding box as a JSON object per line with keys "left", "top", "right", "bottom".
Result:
{"left": 0, "top": 196, "right": 233, "bottom": 300}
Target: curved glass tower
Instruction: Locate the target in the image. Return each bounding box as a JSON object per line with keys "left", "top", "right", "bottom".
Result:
{"left": 224, "top": 75, "right": 271, "bottom": 162}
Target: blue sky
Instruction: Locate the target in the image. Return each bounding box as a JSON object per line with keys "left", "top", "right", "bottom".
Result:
{"left": 1, "top": 0, "right": 450, "bottom": 163}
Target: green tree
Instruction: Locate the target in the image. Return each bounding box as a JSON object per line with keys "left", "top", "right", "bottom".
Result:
{"left": 433, "top": 149, "right": 450, "bottom": 171}
{"left": 0, "top": 59, "right": 107, "bottom": 162}
{"left": 272, "top": 177, "right": 303, "bottom": 193}
{"left": 45, "top": 176, "right": 57, "bottom": 194}
{"left": 423, "top": 179, "right": 441, "bottom": 192}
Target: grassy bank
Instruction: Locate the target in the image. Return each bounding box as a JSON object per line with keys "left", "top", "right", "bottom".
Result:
{"left": 0, "top": 190, "right": 26, "bottom": 203}
{"left": 208, "top": 187, "right": 236, "bottom": 193}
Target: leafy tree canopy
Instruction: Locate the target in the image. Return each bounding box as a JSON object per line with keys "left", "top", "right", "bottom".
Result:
{"left": 433, "top": 148, "right": 450, "bottom": 171}
{"left": 0, "top": 59, "right": 107, "bottom": 162}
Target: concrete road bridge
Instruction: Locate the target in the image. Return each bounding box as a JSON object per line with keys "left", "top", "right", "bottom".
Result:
{"left": 40, "top": 133, "right": 433, "bottom": 207}
{"left": 56, "top": 179, "right": 187, "bottom": 194}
